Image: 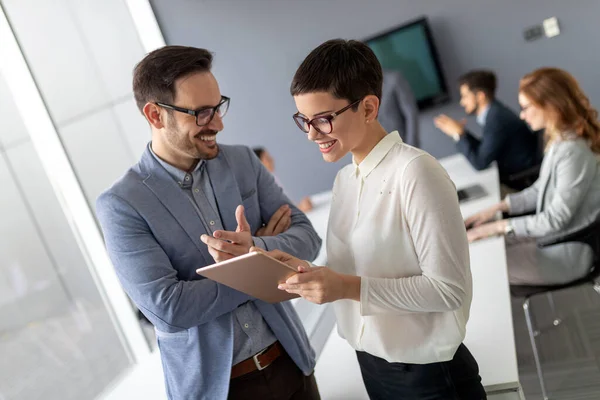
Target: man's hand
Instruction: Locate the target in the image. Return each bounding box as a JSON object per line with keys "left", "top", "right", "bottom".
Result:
{"left": 256, "top": 204, "right": 292, "bottom": 237}
{"left": 201, "top": 205, "right": 253, "bottom": 263}
{"left": 434, "top": 114, "right": 467, "bottom": 138}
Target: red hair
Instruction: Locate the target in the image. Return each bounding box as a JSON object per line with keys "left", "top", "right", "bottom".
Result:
{"left": 519, "top": 67, "right": 600, "bottom": 153}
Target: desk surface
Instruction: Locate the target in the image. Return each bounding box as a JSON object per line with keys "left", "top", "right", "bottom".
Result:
{"left": 311, "top": 154, "right": 520, "bottom": 397}
{"left": 305, "top": 191, "right": 332, "bottom": 267}
{"left": 441, "top": 155, "right": 519, "bottom": 391}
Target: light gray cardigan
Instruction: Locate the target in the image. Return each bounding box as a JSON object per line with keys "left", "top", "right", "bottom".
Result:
{"left": 507, "top": 137, "right": 600, "bottom": 281}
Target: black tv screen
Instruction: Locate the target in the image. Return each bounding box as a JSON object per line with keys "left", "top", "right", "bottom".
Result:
{"left": 365, "top": 17, "right": 449, "bottom": 111}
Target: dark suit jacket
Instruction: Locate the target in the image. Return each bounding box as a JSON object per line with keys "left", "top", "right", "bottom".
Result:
{"left": 379, "top": 70, "right": 419, "bottom": 147}
{"left": 457, "top": 100, "right": 540, "bottom": 182}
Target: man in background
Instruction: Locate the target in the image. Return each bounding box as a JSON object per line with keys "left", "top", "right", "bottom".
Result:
{"left": 253, "top": 147, "right": 313, "bottom": 212}
{"left": 379, "top": 69, "right": 420, "bottom": 147}
{"left": 434, "top": 70, "right": 541, "bottom": 190}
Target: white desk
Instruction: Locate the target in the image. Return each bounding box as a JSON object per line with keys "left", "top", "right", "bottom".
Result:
{"left": 306, "top": 191, "right": 332, "bottom": 266}
{"left": 441, "top": 155, "right": 521, "bottom": 397}
{"left": 312, "top": 154, "right": 523, "bottom": 399}
{"left": 291, "top": 191, "right": 335, "bottom": 359}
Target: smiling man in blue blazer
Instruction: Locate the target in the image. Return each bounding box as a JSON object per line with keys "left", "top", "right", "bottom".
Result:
{"left": 96, "top": 46, "right": 322, "bottom": 400}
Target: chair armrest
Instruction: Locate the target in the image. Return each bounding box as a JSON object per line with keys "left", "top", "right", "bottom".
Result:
{"left": 537, "top": 219, "right": 600, "bottom": 249}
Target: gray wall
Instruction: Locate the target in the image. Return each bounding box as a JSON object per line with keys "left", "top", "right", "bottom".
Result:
{"left": 150, "top": 0, "right": 600, "bottom": 201}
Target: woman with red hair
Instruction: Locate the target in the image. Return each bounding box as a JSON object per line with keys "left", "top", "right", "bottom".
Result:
{"left": 466, "top": 67, "right": 600, "bottom": 284}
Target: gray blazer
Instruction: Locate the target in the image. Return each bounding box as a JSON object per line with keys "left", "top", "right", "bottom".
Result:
{"left": 379, "top": 70, "right": 420, "bottom": 147}
{"left": 96, "top": 144, "right": 321, "bottom": 399}
{"left": 507, "top": 137, "right": 600, "bottom": 281}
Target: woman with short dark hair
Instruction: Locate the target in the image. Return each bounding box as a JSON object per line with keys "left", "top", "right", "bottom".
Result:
{"left": 261, "top": 39, "right": 486, "bottom": 399}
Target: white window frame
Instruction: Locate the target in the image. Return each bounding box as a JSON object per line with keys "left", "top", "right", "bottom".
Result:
{"left": 0, "top": 2, "right": 166, "bottom": 364}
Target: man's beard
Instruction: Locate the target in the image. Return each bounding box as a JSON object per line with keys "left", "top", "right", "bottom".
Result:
{"left": 166, "top": 119, "right": 220, "bottom": 160}
{"left": 194, "top": 129, "right": 220, "bottom": 160}
{"left": 466, "top": 104, "right": 478, "bottom": 116}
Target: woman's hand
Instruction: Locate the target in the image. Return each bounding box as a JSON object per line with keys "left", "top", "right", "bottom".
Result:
{"left": 464, "top": 202, "right": 505, "bottom": 229}
{"left": 250, "top": 247, "right": 309, "bottom": 270}
{"left": 467, "top": 220, "right": 507, "bottom": 243}
{"left": 251, "top": 247, "right": 360, "bottom": 304}
{"left": 279, "top": 265, "right": 360, "bottom": 304}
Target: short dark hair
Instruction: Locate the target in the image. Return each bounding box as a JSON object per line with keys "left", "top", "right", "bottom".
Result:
{"left": 458, "top": 70, "right": 497, "bottom": 99}
{"left": 290, "top": 39, "right": 383, "bottom": 107}
{"left": 252, "top": 147, "right": 265, "bottom": 159}
{"left": 133, "top": 45, "right": 213, "bottom": 113}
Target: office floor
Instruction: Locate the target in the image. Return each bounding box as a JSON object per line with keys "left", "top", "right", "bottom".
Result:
{"left": 0, "top": 304, "right": 131, "bottom": 400}
{"left": 2, "top": 286, "right": 600, "bottom": 400}
{"left": 512, "top": 283, "right": 600, "bottom": 399}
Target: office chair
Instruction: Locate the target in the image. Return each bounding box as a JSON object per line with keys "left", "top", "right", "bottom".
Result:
{"left": 504, "top": 129, "right": 545, "bottom": 191}
{"left": 503, "top": 163, "right": 542, "bottom": 191}
{"left": 510, "top": 217, "right": 600, "bottom": 400}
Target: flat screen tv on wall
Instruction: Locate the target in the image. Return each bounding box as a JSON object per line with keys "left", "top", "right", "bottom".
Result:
{"left": 365, "top": 17, "right": 450, "bottom": 111}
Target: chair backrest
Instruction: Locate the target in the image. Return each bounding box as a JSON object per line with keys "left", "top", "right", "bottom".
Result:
{"left": 504, "top": 129, "right": 545, "bottom": 191}
{"left": 512, "top": 217, "right": 600, "bottom": 295}
{"left": 538, "top": 216, "right": 600, "bottom": 274}
{"left": 579, "top": 218, "right": 600, "bottom": 273}
{"left": 504, "top": 163, "right": 542, "bottom": 191}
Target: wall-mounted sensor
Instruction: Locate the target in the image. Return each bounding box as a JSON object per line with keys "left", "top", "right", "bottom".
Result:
{"left": 543, "top": 17, "right": 560, "bottom": 38}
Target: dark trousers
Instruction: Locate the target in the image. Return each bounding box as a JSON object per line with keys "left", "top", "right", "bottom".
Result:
{"left": 228, "top": 350, "right": 320, "bottom": 400}
{"left": 356, "top": 343, "right": 487, "bottom": 400}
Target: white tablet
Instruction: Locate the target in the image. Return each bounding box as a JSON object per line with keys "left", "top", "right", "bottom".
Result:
{"left": 196, "top": 251, "right": 300, "bottom": 303}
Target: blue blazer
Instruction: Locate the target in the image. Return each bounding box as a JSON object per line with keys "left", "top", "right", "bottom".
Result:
{"left": 96, "top": 144, "right": 322, "bottom": 399}
{"left": 457, "top": 100, "right": 540, "bottom": 181}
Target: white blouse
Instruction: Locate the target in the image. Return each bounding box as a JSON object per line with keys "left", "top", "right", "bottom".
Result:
{"left": 327, "top": 131, "right": 472, "bottom": 364}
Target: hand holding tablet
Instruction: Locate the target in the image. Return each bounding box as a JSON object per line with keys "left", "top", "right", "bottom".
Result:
{"left": 196, "top": 251, "right": 301, "bottom": 303}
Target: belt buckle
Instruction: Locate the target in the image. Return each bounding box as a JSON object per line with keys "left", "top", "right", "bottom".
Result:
{"left": 252, "top": 346, "right": 269, "bottom": 371}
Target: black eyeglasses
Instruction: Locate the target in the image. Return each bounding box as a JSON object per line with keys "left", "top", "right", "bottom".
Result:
{"left": 155, "top": 96, "right": 230, "bottom": 127}
{"left": 292, "top": 99, "right": 362, "bottom": 135}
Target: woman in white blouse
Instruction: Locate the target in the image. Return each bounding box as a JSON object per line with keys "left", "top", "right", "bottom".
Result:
{"left": 256, "top": 40, "right": 486, "bottom": 399}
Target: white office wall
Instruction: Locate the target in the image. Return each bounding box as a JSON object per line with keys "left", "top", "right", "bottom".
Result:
{"left": 151, "top": 0, "right": 600, "bottom": 201}
{"left": 0, "top": 0, "right": 157, "bottom": 397}
{"left": 2, "top": 0, "right": 151, "bottom": 211}
{"left": 0, "top": 74, "right": 28, "bottom": 147}
{"left": 6, "top": 141, "right": 101, "bottom": 305}
{"left": 3, "top": 0, "right": 108, "bottom": 125}
{"left": 0, "top": 70, "right": 131, "bottom": 398}
{"left": 67, "top": 0, "right": 146, "bottom": 103}
{"left": 0, "top": 152, "right": 71, "bottom": 331}
{"left": 114, "top": 98, "right": 153, "bottom": 160}
{"left": 59, "top": 109, "right": 137, "bottom": 209}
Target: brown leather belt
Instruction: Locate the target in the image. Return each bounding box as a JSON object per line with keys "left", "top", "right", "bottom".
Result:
{"left": 230, "top": 341, "right": 283, "bottom": 379}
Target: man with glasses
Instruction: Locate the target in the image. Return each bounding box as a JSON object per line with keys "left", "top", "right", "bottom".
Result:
{"left": 95, "top": 45, "right": 322, "bottom": 400}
